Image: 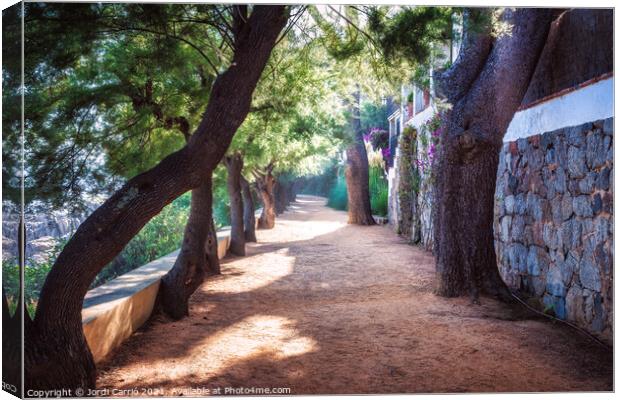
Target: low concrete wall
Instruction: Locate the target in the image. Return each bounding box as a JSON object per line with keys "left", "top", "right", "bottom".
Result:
{"left": 82, "top": 229, "right": 231, "bottom": 363}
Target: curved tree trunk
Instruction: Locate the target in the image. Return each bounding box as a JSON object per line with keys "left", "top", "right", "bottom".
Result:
{"left": 240, "top": 175, "right": 257, "bottom": 242}
{"left": 255, "top": 164, "right": 276, "bottom": 229}
{"left": 25, "top": 6, "right": 288, "bottom": 391}
{"left": 159, "top": 173, "right": 219, "bottom": 319}
{"left": 159, "top": 113, "right": 220, "bottom": 320}
{"left": 225, "top": 153, "right": 245, "bottom": 256}
{"left": 345, "top": 91, "right": 375, "bottom": 226}
{"left": 433, "top": 9, "right": 553, "bottom": 302}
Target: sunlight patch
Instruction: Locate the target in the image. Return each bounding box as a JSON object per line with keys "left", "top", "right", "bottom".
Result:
{"left": 206, "top": 249, "right": 295, "bottom": 294}
{"left": 196, "top": 315, "right": 318, "bottom": 376}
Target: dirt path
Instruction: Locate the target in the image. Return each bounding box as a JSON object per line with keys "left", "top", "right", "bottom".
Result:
{"left": 97, "top": 195, "right": 612, "bottom": 395}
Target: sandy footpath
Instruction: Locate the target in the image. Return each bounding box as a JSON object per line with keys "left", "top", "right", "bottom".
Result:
{"left": 97, "top": 195, "right": 612, "bottom": 395}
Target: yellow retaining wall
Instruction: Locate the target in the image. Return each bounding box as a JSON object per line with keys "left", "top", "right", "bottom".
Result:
{"left": 82, "top": 229, "right": 231, "bottom": 363}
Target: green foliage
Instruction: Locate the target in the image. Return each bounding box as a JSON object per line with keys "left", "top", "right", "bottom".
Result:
{"left": 417, "top": 113, "right": 443, "bottom": 183}
{"left": 10, "top": 187, "right": 234, "bottom": 314}
{"left": 91, "top": 192, "right": 193, "bottom": 287}
{"left": 397, "top": 126, "right": 417, "bottom": 236}
{"left": 236, "top": 37, "right": 346, "bottom": 177}
{"left": 212, "top": 169, "right": 232, "bottom": 228}
{"left": 323, "top": 163, "right": 387, "bottom": 216}
{"left": 368, "top": 6, "right": 454, "bottom": 65}
{"left": 93, "top": 187, "right": 231, "bottom": 288}
{"left": 308, "top": 6, "right": 366, "bottom": 61}
{"left": 360, "top": 100, "right": 389, "bottom": 132}
{"left": 4, "top": 3, "right": 446, "bottom": 313}
{"left": 297, "top": 163, "right": 339, "bottom": 197}
{"left": 411, "top": 64, "right": 432, "bottom": 90}
{"left": 369, "top": 166, "right": 388, "bottom": 217}
{"left": 14, "top": 3, "right": 237, "bottom": 211}
{"left": 3, "top": 238, "right": 67, "bottom": 317}
{"left": 327, "top": 168, "right": 349, "bottom": 211}
{"left": 2, "top": 259, "right": 20, "bottom": 315}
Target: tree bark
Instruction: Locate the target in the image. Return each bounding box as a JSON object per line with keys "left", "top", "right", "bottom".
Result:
{"left": 288, "top": 181, "right": 297, "bottom": 203}
{"left": 433, "top": 8, "right": 553, "bottom": 302}
{"left": 345, "top": 91, "right": 375, "bottom": 225}
{"left": 159, "top": 173, "right": 219, "bottom": 319}
{"left": 254, "top": 164, "right": 276, "bottom": 229}
{"left": 159, "top": 114, "right": 221, "bottom": 320}
{"left": 205, "top": 214, "right": 221, "bottom": 275}
{"left": 240, "top": 175, "right": 257, "bottom": 242}
{"left": 274, "top": 179, "right": 289, "bottom": 215}
{"left": 224, "top": 153, "right": 245, "bottom": 256}
{"left": 25, "top": 6, "right": 288, "bottom": 391}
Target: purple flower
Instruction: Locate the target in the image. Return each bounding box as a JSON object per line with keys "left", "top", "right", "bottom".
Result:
{"left": 382, "top": 147, "right": 391, "bottom": 157}
{"left": 363, "top": 133, "right": 371, "bottom": 142}
{"left": 432, "top": 128, "right": 442, "bottom": 137}
{"left": 428, "top": 143, "right": 436, "bottom": 157}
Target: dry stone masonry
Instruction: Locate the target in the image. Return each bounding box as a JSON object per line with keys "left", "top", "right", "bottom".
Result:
{"left": 494, "top": 118, "right": 613, "bottom": 342}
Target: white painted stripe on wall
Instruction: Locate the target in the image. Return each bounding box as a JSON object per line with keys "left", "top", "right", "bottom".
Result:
{"left": 503, "top": 77, "right": 614, "bottom": 143}
{"left": 406, "top": 105, "right": 435, "bottom": 129}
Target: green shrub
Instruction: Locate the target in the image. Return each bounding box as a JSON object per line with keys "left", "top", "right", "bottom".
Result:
{"left": 324, "top": 164, "right": 387, "bottom": 216}
{"left": 298, "top": 164, "right": 338, "bottom": 197}
{"left": 2, "top": 259, "right": 21, "bottom": 315}
{"left": 326, "top": 168, "right": 348, "bottom": 211}
{"left": 213, "top": 182, "right": 231, "bottom": 228}
{"left": 6, "top": 188, "right": 234, "bottom": 315}
{"left": 3, "top": 254, "right": 57, "bottom": 317}
{"left": 369, "top": 165, "right": 388, "bottom": 217}
{"left": 91, "top": 192, "right": 193, "bottom": 287}
{"left": 93, "top": 190, "right": 231, "bottom": 287}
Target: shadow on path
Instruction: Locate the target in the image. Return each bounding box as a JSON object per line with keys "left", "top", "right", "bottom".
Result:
{"left": 97, "top": 196, "right": 612, "bottom": 394}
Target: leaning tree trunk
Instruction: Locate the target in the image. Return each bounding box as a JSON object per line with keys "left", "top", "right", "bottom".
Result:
{"left": 255, "top": 164, "right": 277, "bottom": 229}
{"left": 345, "top": 91, "right": 375, "bottom": 225}
{"left": 433, "top": 8, "right": 553, "bottom": 302}
{"left": 159, "top": 173, "right": 219, "bottom": 319}
{"left": 25, "top": 6, "right": 288, "bottom": 391}
{"left": 240, "top": 175, "right": 257, "bottom": 242}
{"left": 225, "top": 153, "right": 245, "bottom": 256}
{"left": 159, "top": 115, "right": 220, "bottom": 320}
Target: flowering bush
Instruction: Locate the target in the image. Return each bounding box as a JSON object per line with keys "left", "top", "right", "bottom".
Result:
{"left": 363, "top": 127, "right": 391, "bottom": 167}
{"left": 414, "top": 113, "right": 443, "bottom": 178}
{"left": 365, "top": 127, "right": 389, "bottom": 151}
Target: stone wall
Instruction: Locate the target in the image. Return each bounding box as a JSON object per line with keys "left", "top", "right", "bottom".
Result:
{"left": 494, "top": 118, "right": 613, "bottom": 342}
{"left": 387, "top": 107, "right": 436, "bottom": 251}
{"left": 389, "top": 128, "right": 435, "bottom": 251}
